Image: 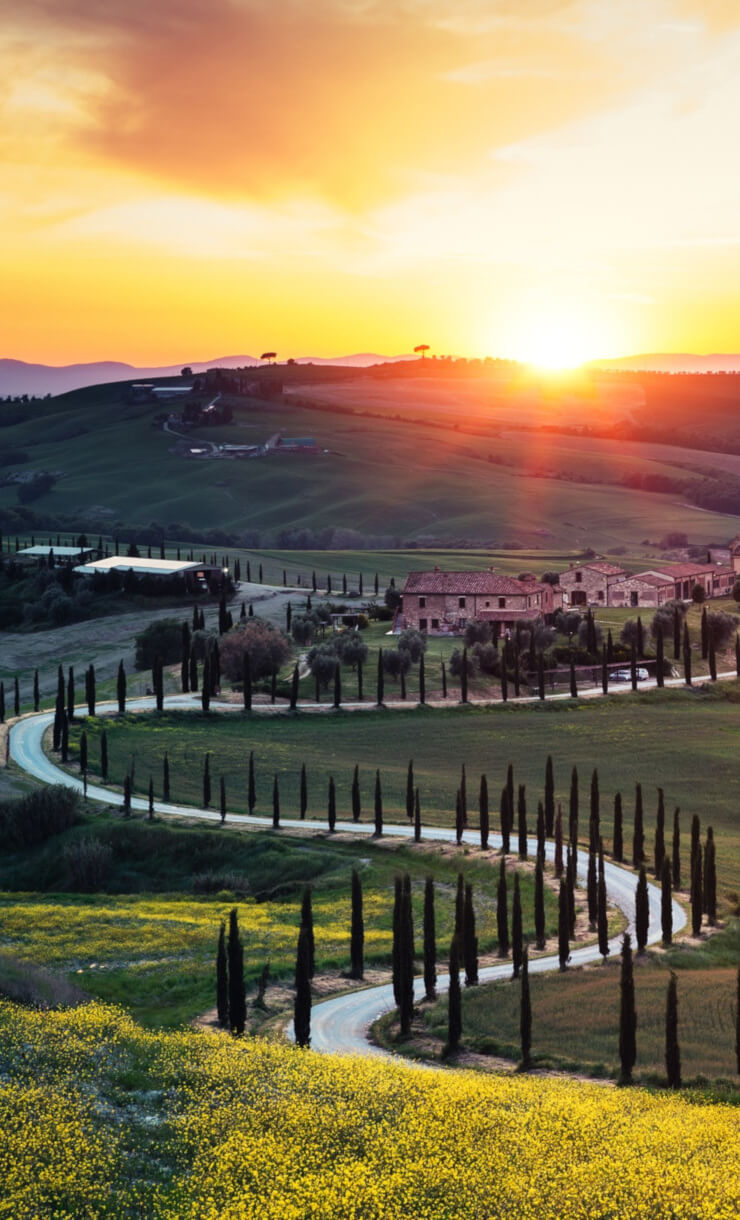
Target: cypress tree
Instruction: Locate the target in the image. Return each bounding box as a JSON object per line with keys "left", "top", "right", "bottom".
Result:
{"left": 704, "top": 827, "right": 717, "bottom": 926}
{"left": 406, "top": 759, "right": 414, "bottom": 821}
{"left": 0, "top": 682, "right": 4, "bottom": 725}
{"left": 374, "top": 769, "right": 383, "bottom": 836}
{"left": 455, "top": 789, "right": 463, "bottom": 845}
{"left": 701, "top": 606, "right": 709, "bottom": 659}
{"left": 736, "top": 632, "right": 740, "bottom": 677}
{"left": 327, "top": 775, "right": 336, "bottom": 832}
{"left": 513, "top": 647, "right": 521, "bottom": 698}
{"left": 665, "top": 972, "right": 681, "bottom": 1088}
{"left": 259, "top": 563, "right": 263, "bottom": 583}
{"left": 399, "top": 874, "right": 415, "bottom": 1035}
{"left": 554, "top": 804, "right": 564, "bottom": 878}
{"left": 163, "top": 752, "right": 170, "bottom": 801}
{"left": 392, "top": 876, "right": 402, "bottom": 1006}
{"left": 558, "top": 879, "right": 570, "bottom": 971}
{"left": 123, "top": 772, "right": 131, "bottom": 817}
{"left": 672, "top": 807, "right": 681, "bottom": 890}
{"left": 656, "top": 624, "right": 664, "bottom": 688}
{"left": 357, "top": 659, "right": 363, "bottom": 702}
{"left": 248, "top": 750, "right": 256, "bottom": 814}
{"left": 735, "top": 967, "right": 740, "bottom": 1076}
{"left": 216, "top": 922, "right": 229, "bottom": 1027}
{"left": 587, "top": 846, "right": 597, "bottom": 930}
{"left": 289, "top": 664, "right": 299, "bottom": 711}
{"left": 566, "top": 846, "right": 576, "bottom": 938}
{"left": 607, "top": 628, "right": 614, "bottom": 664}
{"left": 661, "top": 856, "right": 672, "bottom": 945}
{"left": 202, "top": 753, "right": 211, "bottom": 807}
{"left": 374, "top": 571, "right": 379, "bottom": 596}
{"left": 654, "top": 788, "right": 666, "bottom": 877}
{"left": 242, "top": 653, "right": 252, "bottom": 711}
{"left": 270, "top": 666, "right": 277, "bottom": 705}
{"left": 569, "top": 767, "right": 579, "bottom": 853}
{"left": 517, "top": 785, "right": 527, "bottom": 860}
{"left": 300, "top": 763, "right": 308, "bottom": 819}
{"left": 512, "top": 873, "right": 523, "bottom": 979}
{"left": 66, "top": 666, "right": 74, "bottom": 721}
{"left": 635, "top": 867, "right": 649, "bottom": 953}
{"left": 101, "top": 730, "right": 108, "bottom": 782}
{"left": 418, "top": 653, "right": 426, "bottom": 704}
{"left": 500, "top": 788, "right": 511, "bottom": 856}
{"left": 301, "top": 886, "right": 315, "bottom": 978}
{"left": 272, "top": 773, "right": 280, "bottom": 828}
{"left": 520, "top": 946, "right": 532, "bottom": 1068}
{"left": 181, "top": 643, "right": 190, "bottom": 693}
{"left": 201, "top": 656, "right": 211, "bottom": 712}
{"left": 350, "top": 869, "right": 364, "bottom": 979}
{"left": 351, "top": 764, "right": 360, "bottom": 822}
{"left": 597, "top": 842, "right": 609, "bottom": 960}
{"left": 61, "top": 711, "right": 69, "bottom": 762}
{"left": 447, "top": 935, "right": 462, "bottom": 1053}
{"left": 376, "top": 649, "right": 384, "bottom": 705}
{"left": 479, "top": 774, "right": 489, "bottom": 851}
{"left": 636, "top": 615, "right": 644, "bottom": 659}
{"left": 460, "top": 763, "right": 467, "bottom": 828}
{"left": 613, "top": 792, "right": 623, "bottom": 862}
{"left": 538, "top": 650, "right": 546, "bottom": 700}
{"left": 497, "top": 857, "right": 509, "bottom": 956}
{"left": 414, "top": 877, "right": 433, "bottom": 1009}
{"left": 333, "top": 662, "right": 341, "bottom": 708}
{"left": 690, "top": 813, "right": 701, "bottom": 884}
{"left": 536, "top": 800, "right": 545, "bottom": 865}
{"left": 630, "top": 638, "right": 638, "bottom": 691}
{"left": 189, "top": 651, "right": 198, "bottom": 692}
{"left": 500, "top": 651, "right": 508, "bottom": 702}
{"left": 601, "top": 643, "right": 608, "bottom": 694}
{"left": 544, "top": 754, "right": 554, "bottom": 837}
{"left": 460, "top": 647, "right": 468, "bottom": 703}
{"left": 708, "top": 634, "right": 717, "bottom": 681}
{"left": 683, "top": 623, "right": 692, "bottom": 686}
{"left": 414, "top": 788, "right": 421, "bottom": 843}
{"left": 79, "top": 729, "right": 88, "bottom": 775}
{"left": 590, "top": 769, "right": 600, "bottom": 851}
{"left": 463, "top": 882, "right": 478, "bottom": 986}
{"left": 619, "top": 933, "right": 636, "bottom": 1085}
{"left": 53, "top": 684, "right": 63, "bottom": 751}
{"left": 454, "top": 872, "right": 465, "bottom": 938}
{"left": 286, "top": 600, "right": 292, "bottom": 631}
{"left": 632, "top": 783, "right": 644, "bottom": 868}
{"left": 570, "top": 655, "right": 577, "bottom": 698}
{"left": 534, "top": 857, "right": 546, "bottom": 949}
{"left": 117, "top": 660, "right": 126, "bottom": 714}
{"left": 155, "top": 655, "right": 165, "bottom": 712}
{"left": 314, "top": 673, "right": 320, "bottom": 704}
{"left": 673, "top": 604, "right": 681, "bottom": 660}
{"left": 294, "top": 926, "right": 312, "bottom": 1048}
{"left": 148, "top": 776, "right": 154, "bottom": 820}
{"left": 33, "top": 668, "right": 40, "bottom": 713}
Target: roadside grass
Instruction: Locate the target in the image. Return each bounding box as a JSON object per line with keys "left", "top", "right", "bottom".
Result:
{"left": 419, "top": 921, "right": 740, "bottom": 1084}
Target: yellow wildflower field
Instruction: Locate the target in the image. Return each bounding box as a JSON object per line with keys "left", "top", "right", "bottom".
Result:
{"left": 0, "top": 1001, "right": 737, "bottom": 1219}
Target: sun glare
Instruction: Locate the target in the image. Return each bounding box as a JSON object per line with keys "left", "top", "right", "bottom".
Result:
{"left": 507, "top": 309, "right": 608, "bottom": 371}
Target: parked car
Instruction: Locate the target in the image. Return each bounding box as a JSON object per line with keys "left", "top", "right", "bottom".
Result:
{"left": 610, "top": 667, "right": 649, "bottom": 682}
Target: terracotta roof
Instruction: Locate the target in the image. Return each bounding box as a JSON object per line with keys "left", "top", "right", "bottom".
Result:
{"left": 402, "top": 570, "right": 532, "bottom": 596}
{"left": 583, "top": 562, "right": 627, "bottom": 576}
{"left": 614, "top": 572, "right": 674, "bottom": 588}
{"left": 646, "top": 563, "right": 726, "bottom": 579}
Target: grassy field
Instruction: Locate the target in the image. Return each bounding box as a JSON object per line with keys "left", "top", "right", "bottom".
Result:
{"left": 2, "top": 1001, "right": 737, "bottom": 1219}
{"left": 65, "top": 682, "right": 740, "bottom": 895}
{"left": 0, "top": 815, "right": 555, "bottom": 1026}
{"left": 420, "top": 925, "right": 740, "bottom": 1083}
{"left": 2, "top": 373, "right": 740, "bottom": 548}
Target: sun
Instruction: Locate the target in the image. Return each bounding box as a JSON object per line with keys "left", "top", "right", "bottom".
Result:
{"left": 505, "top": 305, "right": 609, "bottom": 371}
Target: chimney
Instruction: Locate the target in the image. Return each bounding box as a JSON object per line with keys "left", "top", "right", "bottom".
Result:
{"left": 434, "top": 565, "right": 440, "bottom": 572}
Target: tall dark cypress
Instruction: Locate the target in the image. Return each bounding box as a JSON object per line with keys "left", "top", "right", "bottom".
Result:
{"left": 406, "top": 760, "right": 414, "bottom": 821}
{"left": 708, "top": 635, "right": 717, "bottom": 681}
{"left": 459, "top": 763, "right": 467, "bottom": 828}
{"left": 374, "top": 769, "right": 383, "bottom": 836}
{"left": 272, "top": 773, "right": 280, "bottom": 829}
{"left": 350, "top": 869, "right": 364, "bottom": 979}
{"left": 441, "top": 659, "right": 447, "bottom": 699}
{"left": 455, "top": 789, "right": 464, "bottom": 845}
{"left": 672, "top": 807, "right": 681, "bottom": 890}
{"left": 632, "top": 783, "right": 644, "bottom": 868}
{"left": 566, "top": 846, "right": 576, "bottom": 938}
{"left": 0, "top": 681, "right": 5, "bottom": 725}
{"left": 357, "top": 659, "right": 363, "bottom": 702}
{"left": 735, "top": 967, "right": 740, "bottom": 1076}
{"left": 454, "top": 873, "right": 465, "bottom": 939}
{"left": 423, "top": 876, "right": 436, "bottom": 1001}
{"left": 479, "top": 774, "right": 489, "bottom": 851}
{"left": 399, "top": 874, "right": 415, "bottom": 1035}
{"left": 554, "top": 804, "right": 564, "bottom": 877}
{"left": 117, "top": 660, "right": 126, "bottom": 714}
{"left": 414, "top": 788, "right": 421, "bottom": 843}
{"left": 500, "top": 652, "right": 508, "bottom": 702}
{"left": 301, "top": 886, "right": 315, "bottom": 978}
{"left": 544, "top": 755, "right": 554, "bottom": 837}
{"left": 665, "top": 972, "right": 681, "bottom": 1088}
{"left": 333, "top": 663, "right": 341, "bottom": 708}
{"left": 242, "top": 653, "right": 252, "bottom": 711}
{"left": 202, "top": 753, "right": 211, "bottom": 807}
{"left": 227, "top": 908, "right": 246, "bottom": 1036}
{"left": 683, "top": 623, "right": 692, "bottom": 686}
{"left": 163, "top": 751, "right": 170, "bottom": 801}
{"left": 189, "top": 651, "right": 198, "bottom": 692}
{"left": 701, "top": 606, "right": 709, "bottom": 659}
{"left": 690, "top": 813, "right": 701, "bottom": 883}
{"left": 216, "top": 922, "right": 229, "bottom": 1028}
{"left": 123, "top": 772, "right": 131, "bottom": 816}
{"left": 447, "top": 935, "right": 462, "bottom": 1053}
{"left": 630, "top": 639, "right": 638, "bottom": 690}
{"left": 597, "top": 842, "right": 609, "bottom": 961}
{"left": 635, "top": 867, "right": 649, "bottom": 953}
{"left": 376, "top": 648, "right": 384, "bottom": 706}
{"left": 294, "top": 926, "right": 312, "bottom": 1048}
{"left": 101, "top": 730, "right": 108, "bottom": 782}
{"left": 33, "top": 669, "right": 40, "bottom": 713}
{"left": 661, "top": 856, "right": 672, "bottom": 946}
{"left": 201, "top": 657, "right": 210, "bottom": 712}
{"left": 270, "top": 666, "right": 277, "bottom": 705}
{"left": 656, "top": 624, "right": 665, "bottom": 688}
{"left": 517, "top": 785, "right": 527, "bottom": 861}
{"left": 289, "top": 664, "right": 299, "bottom": 711}
{"left": 351, "top": 764, "right": 360, "bottom": 822}
{"left": 704, "top": 828, "right": 717, "bottom": 926}
{"left": 536, "top": 800, "right": 545, "bottom": 865}
{"left": 569, "top": 766, "right": 579, "bottom": 852}
{"left": 691, "top": 852, "right": 703, "bottom": 937}
{"left": 463, "top": 883, "right": 478, "bottom": 986}
{"left": 327, "top": 775, "right": 336, "bottom": 833}
{"left": 673, "top": 605, "right": 681, "bottom": 660}
{"left": 497, "top": 857, "right": 509, "bottom": 956}
{"left": 534, "top": 857, "right": 546, "bottom": 949}
{"left": 601, "top": 643, "right": 608, "bottom": 694}
{"left": 619, "top": 932, "right": 636, "bottom": 1085}
{"left": 79, "top": 729, "right": 88, "bottom": 776}
{"left": 511, "top": 873, "right": 523, "bottom": 979}
{"left": 392, "top": 876, "right": 402, "bottom": 1006}
{"left": 613, "top": 792, "right": 623, "bottom": 862}
{"left": 248, "top": 750, "right": 256, "bottom": 814}
{"left": 558, "top": 879, "right": 570, "bottom": 971}
{"left": 500, "top": 788, "right": 511, "bottom": 856}
{"left": 300, "top": 763, "right": 308, "bottom": 819}
{"left": 460, "top": 647, "right": 468, "bottom": 703}
{"left": 66, "top": 666, "right": 74, "bottom": 721}
{"left": 538, "top": 651, "right": 546, "bottom": 700}
{"left": 589, "top": 769, "right": 600, "bottom": 851}
{"left": 654, "top": 788, "right": 665, "bottom": 877}
{"left": 587, "top": 847, "right": 597, "bottom": 930}
{"left": 520, "top": 947, "right": 532, "bottom": 1069}
{"left": 61, "top": 711, "right": 69, "bottom": 762}
{"left": 418, "top": 653, "right": 426, "bottom": 704}
{"left": 569, "top": 655, "right": 577, "bottom": 698}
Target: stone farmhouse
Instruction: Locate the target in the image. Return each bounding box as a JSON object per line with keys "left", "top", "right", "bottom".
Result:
{"left": 559, "top": 561, "right": 627, "bottom": 607}
{"left": 400, "top": 569, "right": 561, "bottom": 634}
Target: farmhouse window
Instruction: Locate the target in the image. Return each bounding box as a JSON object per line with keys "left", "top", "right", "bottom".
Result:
{"left": 419, "top": 618, "right": 427, "bottom": 630}
{"left": 575, "top": 572, "right": 582, "bottom": 583}
{"left": 431, "top": 619, "right": 439, "bottom": 629}
{"left": 498, "top": 597, "right": 506, "bottom": 609}
{"left": 458, "top": 597, "right": 466, "bottom": 608}
{"left": 419, "top": 596, "right": 426, "bottom": 608}
{"left": 598, "top": 590, "right": 604, "bottom": 600}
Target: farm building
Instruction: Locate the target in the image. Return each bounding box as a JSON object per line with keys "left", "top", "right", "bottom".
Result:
{"left": 641, "top": 562, "right": 736, "bottom": 601}
{"left": 400, "top": 569, "right": 560, "bottom": 634}
{"left": 16, "top": 544, "right": 94, "bottom": 565}
{"left": 559, "top": 561, "right": 627, "bottom": 607}
{"left": 73, "top": 555, "right": 223, "bottom": 590}
{"left": 607, "top": 572, "right": 675, "bottom": 609}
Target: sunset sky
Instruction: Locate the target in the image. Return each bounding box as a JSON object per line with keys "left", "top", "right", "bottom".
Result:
{"left": 2, "top": 0, "right": 740, "bottom": 366}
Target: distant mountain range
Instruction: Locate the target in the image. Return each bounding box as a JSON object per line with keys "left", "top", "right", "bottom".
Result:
{"left": 0, "top": 353, "right": 413, "bottom": 397}
{"left": 589, "top": 353, "right": 740, "bottom": 373}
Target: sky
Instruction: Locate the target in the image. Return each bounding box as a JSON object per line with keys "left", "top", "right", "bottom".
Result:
{"left": 2, "top": 0, "right": 740, "bottom": 366}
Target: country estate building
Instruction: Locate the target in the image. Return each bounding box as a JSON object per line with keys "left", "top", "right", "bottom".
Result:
{"left": 607, "top": 572, "right": 675, "bottom": 609}
{"left": 400, "top": 569, "right": 560, "bottom": 634}
{"left": 559, "top": 561, "right": 627, "bottom": 607}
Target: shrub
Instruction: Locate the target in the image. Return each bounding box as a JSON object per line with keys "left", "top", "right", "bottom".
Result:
{"left": 219, "top": 620, "right": 291, "bottom": 682}
{"left": 473, "top": 643, "right": 500, "bottom": 675}
{"left": 651, "top": 600, "right": 686, "bottom": 638}
{"left": 449, "top": 648, "right": 474, "bottom": 679}
{"left": 464, "top": 621, "right": 491, "bottom": 647}
{"left": 192, "top": 870, "right": 252, "bottom": 896}
{"left": 397, "top": 628, "right": 426, "bottom": 661}
{"left": 335, "top": 633, "right": 368, "bottom": 669}
{"left": 291, "top": 615, "right": 317, "bottom": 646}
{"left": 382, "top": 648, "right": 412, "bottom": 680}
{"left": 732, "top": 579, "right": 740, "bottom": 604}
{"left": 705, "top": 610, "right": 739, "bottom": 649}
{"left": 307, "top": 643, "right": 340, "bottom": 689}
{"left": 0, "top": 787, "right": 81, "bottom": 850}
{"left": 134, "top": 618, "right": 184, "bottom": 670}
{"left": 63, "top": 837, "right": 113, "bottom": 892}
{"left": 691, "top": 584, "right": 706, "bottom": 603}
